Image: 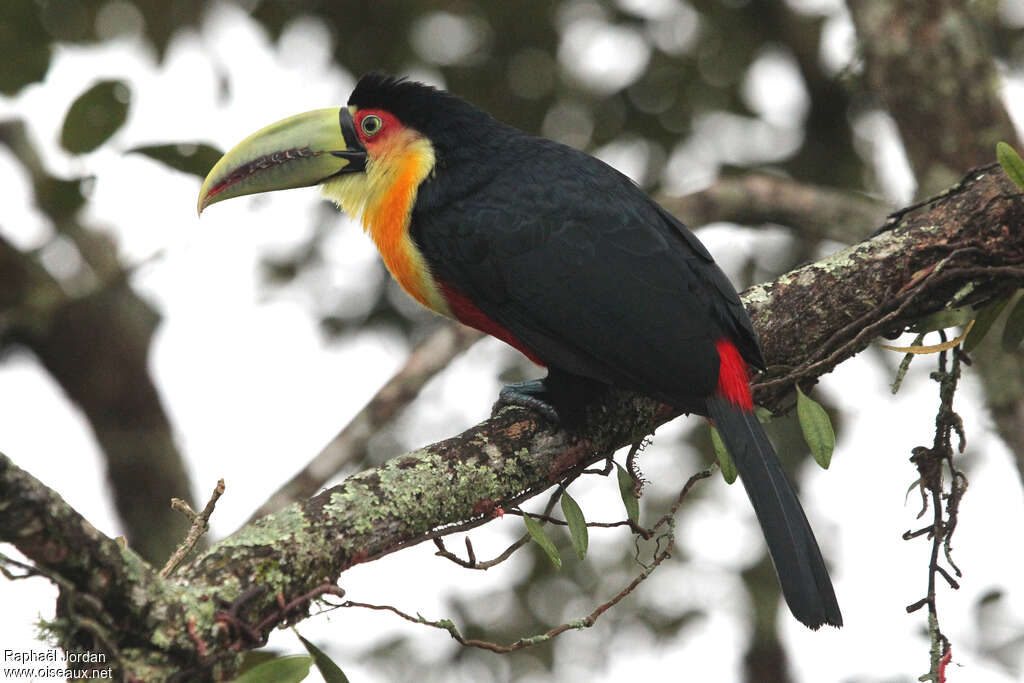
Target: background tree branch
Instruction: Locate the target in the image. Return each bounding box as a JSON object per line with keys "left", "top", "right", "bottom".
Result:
{"left": 1, "top": 167, "right": 1020, "bottom": 680}
{"left": 0, "top": 120, "right": 196, "bottom": 564}
{"left": 658, "top": 173, "right": 889, "bottom": 245}
{"left": 249, "top": 323, "right": 483, "bottom": 523}
{"left": 847, "top": 0, "right": 1021, "bottom": 197}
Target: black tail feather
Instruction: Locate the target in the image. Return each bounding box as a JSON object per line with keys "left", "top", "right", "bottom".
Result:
{"left": 707, "top": 395, "right": 842, "bottom": 629}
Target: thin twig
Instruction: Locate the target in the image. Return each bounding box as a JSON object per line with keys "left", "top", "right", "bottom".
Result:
{"left": 510, "top": 510, "right": 637, "bottom": 530}
{"left": 342, "top": 543, "right": 671, "bottom": 653}
{"left": 0, "top": 552, "right": 42, "bottom": 580}
{"left": 432, "top": 486, "right": 566, "bottom": 570}
{"left": 160, "top": 479, "right": 226, "bottom": 578}
{"left": 341, "top": 468, "right": 711, "bottom": 654}
{"left": 891, "top": 333, "right": 925, "bottom": 394}
{"left": 582, "top": 453, "right": 615, "bottom": 475}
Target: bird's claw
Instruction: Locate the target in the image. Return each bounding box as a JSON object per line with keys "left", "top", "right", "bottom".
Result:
{"left": 493, "top": 380, "right": 561, "bottom": 423}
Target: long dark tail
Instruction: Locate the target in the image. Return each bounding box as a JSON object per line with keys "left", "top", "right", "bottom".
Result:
{"left": 707, "top": 394, "right": 842, "bottom": 629}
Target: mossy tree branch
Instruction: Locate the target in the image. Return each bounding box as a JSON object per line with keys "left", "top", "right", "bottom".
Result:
{"left": 0, "top": 167, "right": 1021, "bottom": 680}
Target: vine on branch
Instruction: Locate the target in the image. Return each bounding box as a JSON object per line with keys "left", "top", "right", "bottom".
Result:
{"left": 901, "top": 333, "right": 969, "bottom": 682}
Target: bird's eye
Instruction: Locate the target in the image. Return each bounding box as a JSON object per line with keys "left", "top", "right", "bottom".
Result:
{"left": 360, "top": 115, "right": 383, "bottom": 136}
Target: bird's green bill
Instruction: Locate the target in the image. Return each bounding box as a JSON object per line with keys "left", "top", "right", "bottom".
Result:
{"left": 197, "top": 107, "right": 366, "bottom": 214}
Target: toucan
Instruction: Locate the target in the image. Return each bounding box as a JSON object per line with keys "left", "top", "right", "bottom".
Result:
{"left": 198, "top": 73, "right": 842, "bottom": 630}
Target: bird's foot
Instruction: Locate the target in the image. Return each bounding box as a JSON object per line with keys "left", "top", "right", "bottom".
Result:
{"left": 494, "top": 380, "right": 561, "bottom": 424}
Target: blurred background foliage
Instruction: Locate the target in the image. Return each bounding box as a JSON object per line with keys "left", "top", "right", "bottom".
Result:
{"left": 1, "top": 0, "right": 1023, "bottom": 681}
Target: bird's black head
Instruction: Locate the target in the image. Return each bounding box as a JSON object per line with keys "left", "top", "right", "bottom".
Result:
{"left": 348, "top": 73, "right": 512, "bottom": 157}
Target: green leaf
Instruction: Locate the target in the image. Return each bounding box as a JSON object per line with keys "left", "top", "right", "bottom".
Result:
{"left": 296, "top": 631, "right": 350, "bottom": 683}
{"left": 615, "top": 462, "right": 640, "bottom": 523}
{"left": 229, "top": 655, "right": 312, "bottom": 683}
{"left": 560, "top": 490, "right": 588, "bottom": 560}
{"left": 127, "top": 143, "right": 224, "bottom": 178}
{"left": 1002, "top": 295, "right": 1024, "bottom": 352}
{"left": 234, "top": 650, "right": 282, "bottom": 676}
{"left": 963, "top": 297, "right": 1010, "bottom": 353}
{"left": 997, "top": 142, "right": 1024, "bottom": 189}
{"left": 60, "top": 80, "right": 131, "bottom": 154}
{"left": 907, "top": 307, "right": 974, "bottom": 334}
{"left": 754, "top": 406, "right": 773, "bottom": 424}
{"left": 710, "top": 426, "right": 738, "bottom": 484}
{"left": 0, "top": 0, "right": 52, "bottom": 95}
{"left": 796, "top": 386, "right": 835, "bottom": 469}
{"left": 523, "top": 515, "right": 561, "bottom": 569}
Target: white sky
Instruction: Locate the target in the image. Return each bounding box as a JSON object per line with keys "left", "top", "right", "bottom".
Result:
{"left": 1, "top": 3, "right": 1023, "bottom": 682}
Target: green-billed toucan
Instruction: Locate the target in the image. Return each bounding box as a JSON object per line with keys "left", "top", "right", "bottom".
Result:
{"left": 198, "top": 74, "right": 842, "bottom": 630}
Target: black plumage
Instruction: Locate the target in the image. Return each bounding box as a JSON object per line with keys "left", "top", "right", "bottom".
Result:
{"left": 412, "top": 115, "right": 758, "bottom": 412}
{"left": 352, "top": 75, "right": 842, "bottom": 629}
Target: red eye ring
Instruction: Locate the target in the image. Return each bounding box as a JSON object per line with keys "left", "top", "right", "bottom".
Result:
{"left": 354, "top": 109, "right": 399, "bottom": 141}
